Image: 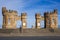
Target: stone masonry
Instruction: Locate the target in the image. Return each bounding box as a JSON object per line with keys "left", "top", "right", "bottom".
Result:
{"left": 44, "top": 9, "right": 58, "bottom": 29}
{"left": 2, "top": 7, "right": 58, "bottom": 29}
{"left": 2, "top": 7, "right": 27, "bottom": 29}
{"left": 35, "top": 13, "right": 44, "bottom": 29}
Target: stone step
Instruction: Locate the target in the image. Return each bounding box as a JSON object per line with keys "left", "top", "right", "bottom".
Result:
{"left": 0, "top": 29, "right": 60, "bottom": 34}
{"left": 0, "top": 29, "right": 20, "bottom": 33}
{"left": 22, "top": 29, "right": 50, "bottom": 33}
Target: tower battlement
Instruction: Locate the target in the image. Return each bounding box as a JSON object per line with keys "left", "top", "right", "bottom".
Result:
{"left": 35, "top": 13, "right": 41, "bottom": 19}
{"left": 54, "top": 9, "right": 57, "bottom": 13}
{"left": 9, "top": 10, "right": 17, "bottom": 13}
{"left": 44, "top": 12, "right": 50, "bottom": 16}
{"left": 2, "top": 7, "right": 18, "bottom": 16}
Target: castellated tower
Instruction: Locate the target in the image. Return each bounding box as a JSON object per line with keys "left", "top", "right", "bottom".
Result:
{"left": 2, "top": 7, "right": 27, "bottom": 29}
{"left": 35, "top": 13, "right": 41, "bottom": 29}
{"left": 44, "top": 9, "right": 58, "bottom": 29}
{"left": 2, "top": 7, "right": 7, "bottom": 29}
{"left": 21, "top": 13, "right": 27, "bottom": 29}
{"left": 2, "top": 7, "right": 18, "bottom": 29}
{"left": 49, "top": 9, "right": 58, "bottom": 29}
{"left": 44, "top": 12, "right": 50, "bottom": 28}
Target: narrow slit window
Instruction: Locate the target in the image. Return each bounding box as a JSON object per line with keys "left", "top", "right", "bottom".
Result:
{"left": 8, "top": 18, "right": 10, "bottom": 24}
{"left": 52, "top": 19, "right": 55, "bottom": 25}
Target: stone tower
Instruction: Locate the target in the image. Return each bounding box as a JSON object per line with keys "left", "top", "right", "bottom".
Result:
{"left": 2, "top": 7, "right": 18, "bottom": 29}
{"left": 44, "top": 12, "right": 50, "bottom": 28}
{"left": 44, "top": 9, "right": 58, "bottom": 29}
{"left": 2, "top": 7, "right": 7, "bottom": 29}
{"left": 35, "top": 13, "right": 41, "bottom": 29}
{"left": 2, "top": 7, "right": 27, "bottom": 29}
{"left": 21, "top": 13, "right": 27, "bottom": 29}
{"left": 49, "top": 9, "right": 58, "bottom": 29}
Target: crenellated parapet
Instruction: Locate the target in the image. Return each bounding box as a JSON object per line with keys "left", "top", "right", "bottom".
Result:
{"left": 2, "top": 7, "right": 18, "bottom": 16}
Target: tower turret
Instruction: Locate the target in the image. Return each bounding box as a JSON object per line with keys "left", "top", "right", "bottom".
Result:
{"left": 44, "top": 12, "right": 50, "bottom": 28}
{"left": 35, "top": 13, "right": 41, "bottom": 29}
{"left": 54, "top": 9, "right": 57, "bottom": 14}
{"left": 2, "top": 7, "right": 8, "bottom": 29}
{"left": 21, "top": 13, "right": 27, "bottom": 29}
{"left": 2, "top": 7, "right": 8, "bottom": 16}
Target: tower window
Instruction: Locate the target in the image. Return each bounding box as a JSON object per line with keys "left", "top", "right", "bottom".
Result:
{"left": 8, "top": 18, "right": 10, "bottom": 24}
{"left": 23, "top": 23, "right": 26, "bottom": 26}
{"left": 52, "top": 19, "right": 55, "bottom": 25}
{"left": 37, "top": 23, "right": 40, "bottom": 26}
{"left": 48, "top": 20, "right": 50, "bottom": 24}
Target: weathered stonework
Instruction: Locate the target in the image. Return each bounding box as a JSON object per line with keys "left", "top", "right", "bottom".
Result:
{"left": 35, "top": 13, "right": 44, "bottom": 29}
{"left": 21, "top": 13, "right": 27, "bottom": 29}
{"left": 2, "top": 7, "right": 27, "bottom": 29}
{"left": 44, "top": 9, "right": 58, "bottom": 29}
{"left": 2, "top": 7, "right": 58, "bottom": 29}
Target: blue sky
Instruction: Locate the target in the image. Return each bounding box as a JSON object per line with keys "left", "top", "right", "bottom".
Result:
{"left": 0, "top": 0, "right": 60, "bottom": 28}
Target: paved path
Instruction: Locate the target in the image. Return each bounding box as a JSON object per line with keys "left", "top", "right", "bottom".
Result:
{"left": 0, "top": 36, "right": 60, "bottom": 40}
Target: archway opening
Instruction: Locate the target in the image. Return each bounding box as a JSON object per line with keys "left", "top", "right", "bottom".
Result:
{"left": 27, "top": 16, "right": 35, "bottom": 28}
{"left": 16, "top": 20, "right": 22, "bottom": 28}
{"left": 40, "top": 20, "right": 44, "bottom": 28}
